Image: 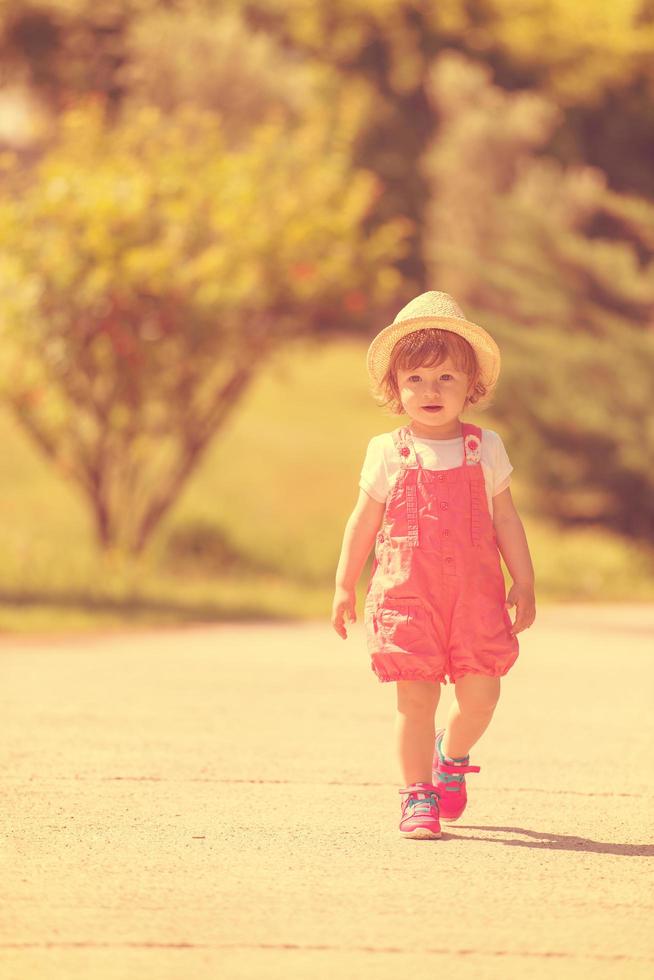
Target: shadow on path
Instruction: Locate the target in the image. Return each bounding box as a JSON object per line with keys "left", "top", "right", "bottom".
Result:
{"left": 450, "top": 825, "right": 654, "bottom": 857}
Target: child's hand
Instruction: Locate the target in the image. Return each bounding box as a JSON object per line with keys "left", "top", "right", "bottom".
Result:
{"left": 505, "top": 583, "right": 536, "bottom": 635}
{"left": 331, "top": 585, "right": 357, "bottom": 640}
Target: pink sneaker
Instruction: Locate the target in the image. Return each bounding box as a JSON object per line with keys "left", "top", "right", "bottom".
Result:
{"left": 431, "top": 728, "right": 480, "bottom": 822}
{"left": 398, "top": 782, "right": 441, "bottom": 839}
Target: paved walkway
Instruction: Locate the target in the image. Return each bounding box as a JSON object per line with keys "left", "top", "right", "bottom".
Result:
{"left": 2, "top": 605, "right": 653, "bottom": 980}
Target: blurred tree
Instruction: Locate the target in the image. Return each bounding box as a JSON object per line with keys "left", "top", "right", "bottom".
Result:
{"left": 236, "top": 0, "right": 654, "bottom": 105}
{"left": 117, "top": 4, "right": 320, "bottom": 147}
{"left": 238, "top": 0, "right": 654, "bottom": 271}
{"left": 3, "top": 0, "right": 654, "bottom": 285}
{"left": 469, "top": 0, "right": 654, "bottom": 199}
{"left": 0, "top": 98, "right": 410, "bottom": 553}
{"left": 0, "top": 0, "right": 141, "bottom": 110}
{"left": 422, "top": 50, "right": 654, "bottom": 539}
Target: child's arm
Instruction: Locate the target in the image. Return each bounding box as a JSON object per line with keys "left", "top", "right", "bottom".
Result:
{"left": 332, "top": 489, "right": 385, "bottom": 639}
{"left": 492, "top": 487, "right": 536, "bottom": 635}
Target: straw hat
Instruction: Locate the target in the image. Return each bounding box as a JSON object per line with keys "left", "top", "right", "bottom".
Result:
{"left": 366, "top": 291, "right": 501, "bottom": 405}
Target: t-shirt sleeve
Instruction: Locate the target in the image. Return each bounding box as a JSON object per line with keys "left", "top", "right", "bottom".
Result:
{"left": 487, "top": 430, "right": 514, "bottom": 497}
{"left": 359, "top": 436, "right": 389, "bottom": 503}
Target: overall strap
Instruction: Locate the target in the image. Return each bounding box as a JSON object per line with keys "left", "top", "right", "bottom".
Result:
{"left": 391, "top": 426, "right": 420, "bottom": 547}
{"left": 461, "top": 423, "right": 483, "bottom": 547}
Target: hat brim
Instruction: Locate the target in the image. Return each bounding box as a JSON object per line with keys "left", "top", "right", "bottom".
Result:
{"left": 366, "top": 315, "right": 501, "bottom": 405}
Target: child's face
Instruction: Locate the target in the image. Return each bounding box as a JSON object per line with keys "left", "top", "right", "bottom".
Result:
{"left": 396, "top": 357, "right": 474, "bottom": 436}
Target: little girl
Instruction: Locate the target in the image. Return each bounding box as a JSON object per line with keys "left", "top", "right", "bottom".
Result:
{"left": 331, "top": 291, "right": 536, "bottom": 839}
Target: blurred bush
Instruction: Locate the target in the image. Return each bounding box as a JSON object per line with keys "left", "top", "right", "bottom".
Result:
{"left": 162, "top": 520, "right": 276, "bottom": 577}
{"left": 423, "top": 51, "right": 654, "bottom": 539}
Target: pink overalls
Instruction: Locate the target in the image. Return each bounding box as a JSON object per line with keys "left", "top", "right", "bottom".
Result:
{"left": 363, "top": 423, "right": 519, "bottom": 685}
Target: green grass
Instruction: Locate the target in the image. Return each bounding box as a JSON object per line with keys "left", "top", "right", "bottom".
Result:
{"left": 1, "top": 336, "right": 653, "bottom": 634}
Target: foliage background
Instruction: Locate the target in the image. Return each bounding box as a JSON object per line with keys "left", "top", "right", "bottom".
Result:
{"left": 1, "top": 0, "right": 653, "bottom": 632}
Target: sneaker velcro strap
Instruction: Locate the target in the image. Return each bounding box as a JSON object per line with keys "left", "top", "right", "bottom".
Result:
{"left": 398, "top": 782, "right": 440, "bottom": 795}
{"left": 437, "top": 763, "right": 481, "bottom": 776}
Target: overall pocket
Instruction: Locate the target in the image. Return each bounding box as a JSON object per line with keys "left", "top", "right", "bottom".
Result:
{"left": 372, "top": 597, "right": 431, "bottom": 656}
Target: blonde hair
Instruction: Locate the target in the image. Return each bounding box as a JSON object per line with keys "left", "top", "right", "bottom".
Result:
{"left": 372, "top": 328, "right": 488, "bottom": 415}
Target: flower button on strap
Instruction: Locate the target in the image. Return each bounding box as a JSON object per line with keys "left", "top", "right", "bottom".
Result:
{"left": 464, "top": 434, "right": 481, "bottom": 464}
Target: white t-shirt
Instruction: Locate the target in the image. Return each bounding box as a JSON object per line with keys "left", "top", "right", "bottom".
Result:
{"left": 359, "top": 428, "right": 513, "bottom": 520}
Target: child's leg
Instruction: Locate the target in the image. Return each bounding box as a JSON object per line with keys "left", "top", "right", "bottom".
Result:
{"left": 442, "top": 674, "right": 500, "bottom": 759}
{"left": 395, "top": 680, "right": 441, "bottom": 784}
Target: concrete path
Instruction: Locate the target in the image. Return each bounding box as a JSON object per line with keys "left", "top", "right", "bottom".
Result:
{"left": 2, "top": 605, "right": 653, "bottom": 980}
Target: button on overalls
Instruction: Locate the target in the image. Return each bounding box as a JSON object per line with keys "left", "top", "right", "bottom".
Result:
{"left": 363, "top": 423, "right": 519, "bottom": 684}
